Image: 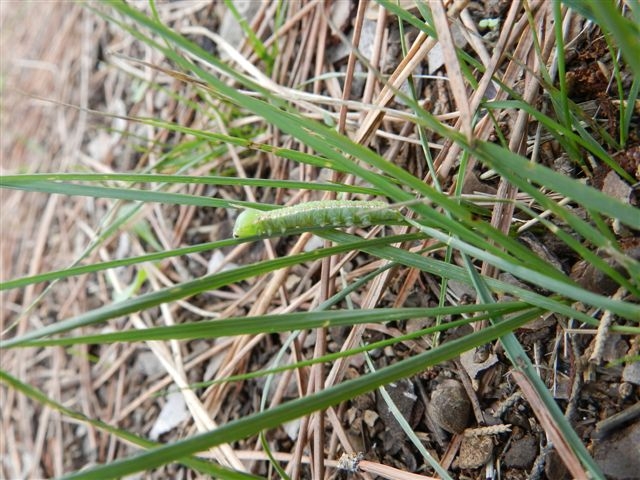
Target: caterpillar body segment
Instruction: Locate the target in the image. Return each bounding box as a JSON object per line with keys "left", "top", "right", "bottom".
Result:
{"left": 233, "top": 200, "right": 404, "bottom": 238}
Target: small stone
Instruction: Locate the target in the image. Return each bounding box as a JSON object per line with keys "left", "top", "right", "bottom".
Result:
{"left": 622, "top": 362, "right": 640, "bottom": 385}
{"left": 460, "top": 348, "right": 498, "bottom": 379}
{"left": 428, "top": 379, "right": 471, "bottom": 434}
{"left": 363, "top": 410, "right": 379, "bottom": 428}
{"left": 619, "top": 382, "right": 634, "bottom": 399}
{"left": 602, "top": 170, "right": 632, "bottom": 203}
{"left": 594, "top": 421, "right": 640, "bottom": 479}
{"left": 545, "top": 450, "right": 570, "bottom": 480}
{"left": 503, "top": 435, "right": 538, "bottom": 469}
{"left": 457, "top": 435, "right": 493, "bottom": 469}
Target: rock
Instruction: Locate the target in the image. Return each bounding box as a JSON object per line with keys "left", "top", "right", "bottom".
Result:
{"left": 428, "top": 379, "right": 471, "bottom": 434}
{"left": 544, "top": 449, "right": 570, "bottom": 480}
{"left": 594, "top": 421, "right": 640, "bottom": 479}
{"left": 376, "top": 378, "right": 422, "bottom": 454}
{"left": 622, "top": 361, "right": 640, "bottom": 385}
{"left": 503, "top": 435, "right": 538, "bottom": 469}
{"left": 457, "top": 435, "right": 493, "bottom": 469}
{"left": 460, "top": 347, "right": 499, "bottom": 380}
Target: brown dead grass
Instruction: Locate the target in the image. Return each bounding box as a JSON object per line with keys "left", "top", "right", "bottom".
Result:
{"left": 1, "top": 2, "right": 101, "bottom": 477}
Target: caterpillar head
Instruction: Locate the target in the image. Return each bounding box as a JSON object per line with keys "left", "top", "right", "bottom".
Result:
{"left": 233, "top": 209, "right": 262, "bottom": 238}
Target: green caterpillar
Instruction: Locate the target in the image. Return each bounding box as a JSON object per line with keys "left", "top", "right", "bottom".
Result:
{"left": 233, "top": 200, "right": 404, "bottom": 238}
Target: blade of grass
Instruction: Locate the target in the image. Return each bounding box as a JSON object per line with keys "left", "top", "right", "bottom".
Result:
{"left": 319, "top": 230, "right": 639, "bottom": 330}
{"left": 475, "top": 140, "right": 640, "bottom": 230}
{"left": 406, "top": 220, "right": 639, "bottom": 319}
{"left": 103, "top": 1, "right": 614, "bottom": 297}
{"left": 0, "top": 233, "right": 423, "bottom": 347}
{"left": 14, "top": 304, "right": 529, "bottom": 349}
{"left": 363, "top": 352, "right": 454, "bottom": 480}
{"left": 0, "top": 239, "right": 234, "bottom": 291}
{"left": 0, "top": 370, "right": 262, "bottom": 479}
{"left": 0, "top": 173, "right": 379, "bottom": 196}
{"left": 57, "top": 310, "right": 540, "bottom": 480}
{"left": 462, "top": 254, "right": 604, "bottom": 477}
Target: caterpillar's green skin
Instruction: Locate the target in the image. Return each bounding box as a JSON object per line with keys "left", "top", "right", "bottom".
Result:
{"left": 233, "top": 200, "right": 403, "bottom": 238}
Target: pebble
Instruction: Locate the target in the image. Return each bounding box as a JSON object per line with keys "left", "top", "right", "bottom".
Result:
{"left": 428, "top": 379, "right": 471, "bottom": 434}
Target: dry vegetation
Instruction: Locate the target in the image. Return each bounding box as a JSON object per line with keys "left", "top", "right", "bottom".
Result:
{"left": 1, "top": 1, "right": 638, "bottom": 479}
